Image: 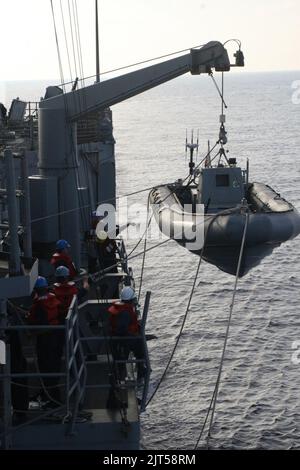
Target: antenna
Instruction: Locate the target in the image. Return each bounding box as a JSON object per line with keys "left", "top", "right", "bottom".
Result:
{"left": 95, "top": 0, "right": 100, "bottom": 83}
{"left": 185, "top": 129, "right": 199, "bottom": 176}
{"left": 205, "top": 140, "right": 211, "bottom": 168}
{"left": 185, "top": 129, "right": 188, "bottom": 152}
{"left": 185, "top": 129, "right": 187, "bottom": 165}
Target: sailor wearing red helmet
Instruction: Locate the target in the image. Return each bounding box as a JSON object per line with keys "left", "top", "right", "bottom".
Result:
{"left": 107, "top": 287, "right": 146, "bottom": 382}
{"left": 27, "top": 276, "right": 62, "bottom": 408}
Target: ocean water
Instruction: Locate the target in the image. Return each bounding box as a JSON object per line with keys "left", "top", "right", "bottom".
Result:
{"left": 113, "top": 71, "right": 300, "bottom": 450}
{"left": 2, "top": 70, "right": 300, "bottom": 449}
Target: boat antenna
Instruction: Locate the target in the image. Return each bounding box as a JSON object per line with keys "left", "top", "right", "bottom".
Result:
{"left": 205, "top": 140, "right": 212, "bottom": 168}
{"left": 196, "top": 130, "right": 199, "bottom": 162}
{"left": 185, "top": 129, "right": 188, "bottom": 165}
{"left": 185, "top": 129, "right": 199, "bottom": 177}
{"left": 95, "top": 0, "right": 100, "bottom": 83}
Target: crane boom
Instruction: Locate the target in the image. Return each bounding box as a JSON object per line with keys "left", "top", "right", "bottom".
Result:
{"left": 37, "top": 39, "right": 243, "bottom": 268}
{"left": 40, "top": 41, "right": 233, "bottom": 120}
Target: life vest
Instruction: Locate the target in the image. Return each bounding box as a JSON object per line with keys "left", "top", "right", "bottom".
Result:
{"left": 50, "top": 252, "right": 77, "bottom": 279}
{"left": 29, "top": 293, "right": 61, "bottom": 326}
{"left": 53, "top": 281, "right": 78, "bottom": 320}
{"left": 108, "top": 302, "right": 140, "bottom": 336}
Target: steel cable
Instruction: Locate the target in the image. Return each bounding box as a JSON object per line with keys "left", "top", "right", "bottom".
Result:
{"left": 194, "top": 209, "right": 249, "bottom": 449}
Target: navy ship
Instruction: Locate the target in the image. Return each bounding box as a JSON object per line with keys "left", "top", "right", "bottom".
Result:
{"left": 0, "top": 1, "right": 245, "bottom": 450}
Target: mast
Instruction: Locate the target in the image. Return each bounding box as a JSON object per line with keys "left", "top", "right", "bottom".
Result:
{"left": 186, "top": 130, "right": 199, "bottom": 176}
{"left": 95, "top": 0, "right": 100, "bottom": 83}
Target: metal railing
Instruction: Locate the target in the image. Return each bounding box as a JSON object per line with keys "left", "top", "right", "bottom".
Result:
{"left": 79, "top": 291, "right": 151, "bottom": 412}
{"left": 0, "top": 291, "right": 151, "bottom": 449}
{"left": 116, "top": 238, "right": 131, "bottom": 278}
{"left": 0, "top": 296, "right": 86, "bottom": 449}
{"left": 26, "top": 102, "right": 39, "bottom": 119}
{"left": 64, "top": 296, "right": 87, "bottom": 432}
{"left": 65, "top": 296, "right": 87, "bottom": 432}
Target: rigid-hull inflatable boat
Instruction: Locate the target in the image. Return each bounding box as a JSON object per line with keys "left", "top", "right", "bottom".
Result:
{"left": 150, "top": 164, "right": 300, "bottom": 276}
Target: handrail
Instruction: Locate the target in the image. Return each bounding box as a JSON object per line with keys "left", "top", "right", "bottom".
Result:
{"left": 6, "top": 325, "right": 65, "bottom": 330}
{"left": 0, "top": 295, "right": 86, "bottom": 447}
{"left": 79, "top": 291, "right": 152, "bottom": 412}
{"left": 26, "top": 102, "right": 39, "bottom": 119}
{"left": 0, "top": 291, "right": 151, "bottom": 448}
{"left": 139, "top": 291, "right": 151, "bottom": 411}
{"left": 64, "top": 296, "right": 86, "bottom": 431}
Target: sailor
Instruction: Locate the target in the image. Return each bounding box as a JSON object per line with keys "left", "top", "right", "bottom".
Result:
{"left": 27, "top": 276, "right": 62, "bottom": 408}
{"left": 95, "top": 230, "right": 119, "bottom": 298}
{"left": 86, "top": 211, "right": 125, "bottom": 273}
{"left": 107, "top": 286, "right": 146, "bottom": 381}
{"left": 53, "top": 266, "right": 90, "bottom": 321}
{"left": 50, "top": 239, "right": 78, "bottom": 279}
{"left": 96, "top": 230, "right": 118, "bottom": 271}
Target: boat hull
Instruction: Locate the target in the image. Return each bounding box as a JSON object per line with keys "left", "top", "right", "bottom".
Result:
{"left": 150, "top": 185, "right": 300, "bottom": 276}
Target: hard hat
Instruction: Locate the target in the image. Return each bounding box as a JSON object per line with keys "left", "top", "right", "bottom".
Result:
{"left": 56, "top": 239, "right": 71, "bottom": 251}
{"left": 96, "top": 229, "right": 108, "bottom": 242}
{"left": 55, "top": 266, "right": 70, "bottom": 278}
{"left": 35, "top": 276, "right": 48, "bottom": 289}
{"left": 120, "top": 286, "right": 136, "bottom": 301}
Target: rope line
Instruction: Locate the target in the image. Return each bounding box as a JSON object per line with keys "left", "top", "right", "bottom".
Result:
{"left": 209, "top": 72, "right": 228, "bottom": 110}
{"left": 50, "top": 0, "right": 65, "bottom": 88}
{"left": 28, "top": 132, "right": 220, "bottom": 226}
{"left": 145, "top": 206, "right": 242, "bottom": 409}
{"left": 28, "top": 137, "right": 220, "bottom": 226}
{"left": 30, "top": 184, "right": 166, "bottom": 224}
{"left": 194, "top": 209, "right": 249, "bottom": 449}
{"left": 137, "top": 194, "right": 151, "bottom": 301}
{"left": 145, "top": 247, "right": 204, "bottom": 408}
{"left": 57, "top": 43, "right": 206, "bottom": 88}
{"left": 59, "top": 0, "right": 73, "bottom": 84}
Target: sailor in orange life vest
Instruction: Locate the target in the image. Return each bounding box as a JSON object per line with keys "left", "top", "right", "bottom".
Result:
{"left": 50, "top": 239, "right": 78, "bottom": 280}
{"left": 107, "top": 286, "right": 146, "bottom": 381}
{"left": 27, "top": 276, "right": 62, "bottom": 408}
{"left": 53, "top": 266, "right": 90, "bottom": 321}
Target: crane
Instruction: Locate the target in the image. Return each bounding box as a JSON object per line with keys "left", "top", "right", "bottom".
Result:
{"left": 37, "top": 40, "right": 244, "bottom": 266}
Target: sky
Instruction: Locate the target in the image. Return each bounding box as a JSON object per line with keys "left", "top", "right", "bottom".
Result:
{"left": 1, "top": 0, "right": 300, "bottom": 80}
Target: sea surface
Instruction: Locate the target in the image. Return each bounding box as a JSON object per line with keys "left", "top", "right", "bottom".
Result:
{"left": 2, "top": 70, "right": 300, "bottom": 449}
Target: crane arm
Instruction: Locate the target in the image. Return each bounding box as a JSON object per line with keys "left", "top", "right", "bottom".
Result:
{"left": 40, "top": 41, "right": 238, "bottom": 121}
